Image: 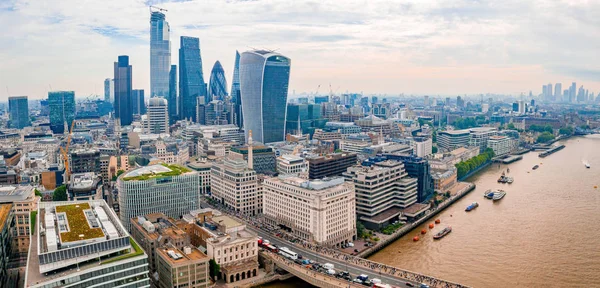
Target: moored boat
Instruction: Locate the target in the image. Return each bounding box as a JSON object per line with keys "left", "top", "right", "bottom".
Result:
{"left": 433, "top": 226, "right": 452, "bottom": 239}
{"left": 532, "top": 165, "right": 539, "bottom": 170}
{"left": 465, "top": 202, "right": 479, "bottom": 211}
{"left": 493, "top": 191, "right": 507, "bottom": 201}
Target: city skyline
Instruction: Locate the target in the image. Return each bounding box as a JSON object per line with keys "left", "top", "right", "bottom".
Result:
{"left": 1, "top": 0, "right": 599, "bottom": 100}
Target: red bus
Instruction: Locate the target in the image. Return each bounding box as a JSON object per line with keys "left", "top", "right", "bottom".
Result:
{"left": 264, "top": 244, "right": 278, "bottom": 253}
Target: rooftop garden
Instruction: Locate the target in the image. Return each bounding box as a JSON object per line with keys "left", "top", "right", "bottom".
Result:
{"left": 55, "top": 203, "right": 104, "bottom": 242}
{"left": 122, "top": 163, "right": 192, "bottom": 181}
{"left": 102, "top": 237, "right": 144, "bottom": 265}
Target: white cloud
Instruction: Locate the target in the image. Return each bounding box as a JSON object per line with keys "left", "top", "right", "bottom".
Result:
{"left": 0, "top": 0, "right": 599, "bottom": 100}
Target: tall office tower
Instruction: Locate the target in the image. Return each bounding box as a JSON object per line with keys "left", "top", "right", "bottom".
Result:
{"left": 131, "top": 89, "right": 145, "bottom": 115}
{"left": 103, "top": 78, "right": 112, "bottom": 102}
{"left": 179, "top": 36, "right": 206, "bottom": 122}
{"left": 547, "top": 83, "right": 552, "bottom": 101}
{"left": 577, "top": 85, "right": 585, "bottom": 102}
{"left": 231, "top": 51, "right": 243, "bottom": 128}
{"left": 542, "top": 85, "right": 547, "bottom": 98}
{"left": 114, "top": 55, "right": 133, "bottom": 125}
{"left": 456, "top": 96, "right": 465, "bottom": 108}
{"left": 168, "top": 64, "right": 177, "bottom": 123}
{"left": 208, "top": 60, "right": 228, "bottom": 100}
{"left": 48, "top": 91, "right": 75, "bottom": 134}
{"left": 424, "top": 95, "right": 430, "bottom": 106}
{"left": 145, "top": 97, "right": 169, "bottom": 134}
{"left": 570, "top": 82, "right": 576, "bottom": 103}
{"left": 8, "top": 96, "right": 30, "bottom": 129}
{"left": 239, "top": 50, "right": 291, "bottom": 143}
{"left": 150, "top": 10, "right": 171, "bottom": 97}
{"left": 554, "top": 83, "right": 562, "bottom": 102}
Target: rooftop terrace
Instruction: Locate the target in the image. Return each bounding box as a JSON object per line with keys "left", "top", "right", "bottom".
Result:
{"left": 55, "top": 203, "right": 105, "bottom": 242}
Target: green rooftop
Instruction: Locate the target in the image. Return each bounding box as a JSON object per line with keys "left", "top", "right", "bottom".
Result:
{"left": 55, "top": 203, "right": 105, "bottom": 242}
{"left": 122, "top": 163, "right": 192, "bottom": 181}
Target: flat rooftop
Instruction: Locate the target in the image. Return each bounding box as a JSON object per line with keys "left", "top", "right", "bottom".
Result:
{"left": 156, "top": 245, "right": 208, "bottom": 265}
{"left": 211, "top": 215, "right": 243, "bottom": 229}
{"left": 0, "top": 185, "right": 34, "bottom": 201}
{"left": 121, "top": 163, "right": 191, "bottom": 181}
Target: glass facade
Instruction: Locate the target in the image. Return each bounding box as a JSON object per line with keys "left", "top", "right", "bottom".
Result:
{"left": 239, "top": 51, "right": 290, "bottom": 144}
{"left": 168, "top": 64, "right": 177, "bottom": 123}
{"left": 231, "top": 51, "right": 243, "bottom": 128}
{"left": 48, "top": 91, "right": 75, "bottom": 134}
{"left": 208, "top": 60, "right": 228, "bottom": 100}
{"left": 114, "top": 55, "right": 133, "bottom": 125}
{"left": 179, "top": 36, "right": 206, "bottom": 122}
{"left": 150, "top": 11, "right": 170, "bottom": 97}
{"left": 131, "top": 89, "right": 145, "bottom": 115}
{"left": 8, "top": 96, "right": 30, "bottom": 129}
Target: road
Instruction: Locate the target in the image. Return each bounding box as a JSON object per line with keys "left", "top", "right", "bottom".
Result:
{"left": 247, "top": 226, "right": 422, "bottom": 288}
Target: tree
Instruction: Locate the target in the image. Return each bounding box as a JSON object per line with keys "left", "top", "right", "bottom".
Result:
{"left": 34, "top": 189, "right": 42, "bottom": 197}
{"left": 112, "top": 170, "right": 126, "bottom": 181}
{"left": 506, "top": 123, "right": 517, "bottom": 130}
{"left": 53, "top": 185, "right": 68, "bottom": 201}
{"left": 452, "top": 117, "right": 478, "bottom": 129}
{"left": 536, "top": 132, "right": 555, "bottom": 143}
{"left": 209, "top": 259, "right": 220, "bottom": 280}
{"left": 356, "top": 221, "right": 367, "bottom": 239}
{"left": 432, "top": 146, "right": 438, "bottom": 154}
{"left": 559, "top": 126, "right": 574, "bottom": 136}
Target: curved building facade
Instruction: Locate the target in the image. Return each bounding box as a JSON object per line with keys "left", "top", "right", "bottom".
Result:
{"left": 208, "top": 60, "right": 228, "bottom": 100}
{"left": 239, "top": 50, "right": 291, "bottom": 144}
{"left": 117, "top": 164, "right": 199, "bottom": 230}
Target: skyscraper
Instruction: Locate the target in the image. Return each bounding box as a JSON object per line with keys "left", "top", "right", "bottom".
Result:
{"left": 168, "top": 64, "right": 177, "bottom": 123}
{"left": 103, "top": 78, "right": 113, "bottom": 103}
{"left": 239, "top": 50, "right": 291, "bottom": 143}
{"left": 8, "top": 96, "right": 30, "bottom": 129}
{"left": 208, "top": 61, "right": 227, "bottom": 100}
{"left": 145, "top": 97, "right": 169, "bottom": 134}
{"left": 114, "top": 55, "right": 133, "bottom": 126}
{"left": 230, "top": 51, "right": 243, "bottom": 128}
{"left": 570, "top": 82, "right": 576, "bottom": 103}
{"left": 48, "top": 91, "right": 75, "bottom": 134}
{"left": 554, "top": 83, "right": 562, "bottom": 102}
{"left": 131, "top": 89, "right": 145, "bottom": 115}
{"left": 179, "top": 36, "right": 206, "bottom": 122}
{"left": 150, "top": 10, "right": 171, "bottom": 97}
{"left": 547, "top": 83, "right": 552, "bottom": 101}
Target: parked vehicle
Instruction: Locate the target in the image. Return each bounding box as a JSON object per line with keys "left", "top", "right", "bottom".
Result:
{"left": 323, "top": 263, "right": 335, "bottom": 270}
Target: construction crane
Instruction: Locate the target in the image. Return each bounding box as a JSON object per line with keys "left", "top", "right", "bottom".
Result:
{"left": 314, "top": 84, "right": 321, "bottom": 96}
{"left": 59, "top": 121, "right": 76, "bottom": 181}
{"left": 149, "top": 5, "right": 168, "bottom": 13}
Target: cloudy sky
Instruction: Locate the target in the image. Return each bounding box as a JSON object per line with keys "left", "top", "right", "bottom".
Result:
{"left": 0, "top": 0, "right": 599, "bottom": 100}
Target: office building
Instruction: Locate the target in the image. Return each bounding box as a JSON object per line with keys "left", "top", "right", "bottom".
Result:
{"left": 157, "top": 244, "right": 209, "bottom": 288}
{"left": 231, "top": 51, "right": 243, "bottom": 128}
{"left": 0, "top": 204, "right": 13, "bottom": 287}
{"left": 277, "top": 154, "right": 308, "bottom": 175}
{"left": 25, "top": 200, "right": 150, "bottom": 288}
{"left": 307, "top": 153, "right": 357, "bottom": 180}
{"left": 117, "top": 164, "right": 199, "bottom": 230}
{"left": 187, "top": 161, "right": 211, "bottom": 196}
{"left": 431, "top": 168, "right": 457, "bottom": 193}
{"left": 413, "top": 137, "right": 433, "bottom": 157}
{"left": 383, "top": 154, "right": 434, "bottom": 203}
{"left": 132, "top": 89, "right": 146, "bottom": 115}
{"left": 70, "top": 148, "right": 101, "bottom": 174}
{"left": 324, "top": 121, "right": 362, "bottom": 134}
{"left": 372, "top": 103, "right": 391, "bottom": 119}
{"left": 67, "top": 172, "right": 102, "bottom": 201}
{"left": 487, "top": 135, "right": 517, "bottom": 156}
{"left": 208, "top": 60, "right": 228, "bottom": 100}
{"left": 343, "top": 161, "right": 418, "bottom": 230}
{"left": 229, "top": 144, "right": 276, "bottom": 174}
{"left": 168, "top": 64, "right": 177, "bottom": 123}
{"left": 8, "top": 96, "right": 30, "bottom": 129}
{"left": 554, "top": 83, "right": 562, "bottom": 101}
{"left": 179, "top": 36, "right": 206, "bottom": 122}
{"left": 114, "top": 55, "right": 133, "bottom": 125}
{"left": 570, "top": 82, "right": 576, "bottom": 103}
{"left": 340, "top": 134, "right": 372, "bottom": 153}
{"left": 0, "top": 185, "right": 36, "bottom": 260}
{"left": 468, "top": 127, "right": 498, "bottom": 153}
{"left": 147, "top": 140, "right": 189, "bottom": 165}
{"left": 150, "top": 10, "right": 171, "bottom": 98}
{"left": 145, "top": 97, "right": 169, "bottom": 134}
{"left": 48, "top": 91, "right": 75, "bottom": 134}
{"left": 104, "top": 78, "right": 113, "bottom": 103}
{"left": 210, "top": 158, "right": 261, "bottom": 215}
{"left": 186, "top": 124, "right": 244, "bottom": 144}
{"left": 263, "top": 176, "right": 356, "bottom": 246}
{"left": 437, "top": 130, "right": 470, "bottom": 151}
{"left": 314, "top": 95, "right": 329, "bottom": 104}
{"left": 239, "top": 50, "right": 291, "bottom": 143}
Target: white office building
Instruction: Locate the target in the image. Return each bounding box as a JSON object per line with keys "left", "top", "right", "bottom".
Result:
{"left": 413, "top": 137, "right": 433, "bottom": 158}
{"left": 468, "top": 127, "right": 498, "bottom": 153}
{"left": 487, "top": 135, "right": 518, "bottom": 156}
{"left": 262, "top": 176, "right": 356, "bottom": 247}
{"left": 276, "top": 154, "right": 308, "bottom": 175}
{"left": 210, "top": 158, "right": 261, "bottom": 216}
{"left": 437, "top": 130, "right": 470, "bottom": 151}
{"left": 144, "top": 97, "right": 169, "bottom": 134}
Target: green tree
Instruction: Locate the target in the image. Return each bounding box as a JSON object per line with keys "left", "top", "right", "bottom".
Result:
{"left": 506, "top": 123, "right": 517, "bottom": 130}
{"left": 559, "top": 126, "right": 574, "bottom": 136}
{"left": 52, "top": 185, "right": 68, "bottom": 201}
{"left": 209, "top": 259, "right": 220, "bottom": 280}
{"left": 334, "top": 149, "right": 343, "bottom": 153}
{"left": 34, "top": 189, "right": 42, "bottom": 197}
{"left": 356, "top": 221, "right": 366, "bottom": 239}
{"left": 536, "top": 132, "right": 555, "bottom": 143}
{"left": 112, "top": 170, "right": 126, "bottom": 181}
{"left": 432, "top": 146, "right": 438, "bottom": 153}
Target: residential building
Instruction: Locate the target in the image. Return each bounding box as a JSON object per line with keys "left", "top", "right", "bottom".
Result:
{"left": 413, "top": 136, "right": 433, "bottom": 158}
{"left": 68, "top": 172, "right": 102, "bottom": 201}
{"left": 208, "top": 60, "right": 228, "bottom": 100}
{"left": 48, "top": 91, "right": 75, "bottom": 134}
{"left": 437, "top": 129, "right": 470, "bottom": 151}
{"left": 210, "top": 158, "right": 261, "bottom": 215}
{"left": 468, "top": 127, "right": 498, "bottom": 153}
{"left": 114, "top": 55, "right": 133, "bottom": 126}
{"left": 277, "top": 154, "right": 308, "bottom": 175}
{"left": 240, "top": 50, "right": 291, "bottom": 143}
{"left": 150, "top": 10, "right": 171, "bottom": 98}
{"left": 0, "top": 204, "right": 13, "bottom": 287}
{"left": 25, "top": 200, "right": 150, "bottom": 288}
{"left": 168, "top": 65, "right": 178, "bottom": 123}
{"left": 263, "top": 176, "right": 356, "bottom": 247}
{"left": 117, "top": 164, "right": 199, "bottom": 230}
{"left": 307, "top": 152, "right": 357, "bottom": 180}
{"left": 229, "top": 144, "right": 276, "bottom": 174}
{"left": 487, "top": 135, "right": 518, "bottom": 156}
{"left": 145, "top": 97, "right": 169, "bottom": 134}
{"left": 0, "top": 185, "right": 36, "bottom": 262}
{"left": 343, "top": 161, "right": 418, "bottom": 230}
{"left": 8, "top": 96, "right": 30, "bottom": 129}
{"left": 131, "top": 89, "right": 146, "bottom": 115}
{"left": 70, "top": 148, "right": 101, "bottom": 174}
{"left": 179, "top": 36, "right": 206, "bottom": 122}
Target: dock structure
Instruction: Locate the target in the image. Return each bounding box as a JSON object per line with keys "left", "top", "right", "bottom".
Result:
{"left": 538, "top": 144, "right": 565, "bottom": 158}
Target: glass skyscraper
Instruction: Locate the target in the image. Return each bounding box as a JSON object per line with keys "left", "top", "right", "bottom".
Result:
{"left": 48, "top": 91, "right": 75, "bottom": 134}
{"left": 131, "top": 89, "right": 145, "bottom": 115}
{"left": 231, "top": 51, "right": 243, "bottom": 128}
{"left": 240, "top": 50, "right": 291, "bottom": 144}
{"left": 150, "top": 11, "right": 170, "bottom": 97}
{"left": 114, "top": 55, "right": 133, "bottom": 126}
{"left": 168, "top": 64, "right": 177, "bottom": 124}
{"left": 208, "top": 60, "right": 227, "bottom": 100}
{"left": 178, "top": 36, "right": 206, "bottom": 122}
{"left": 8, "top": 96, "right": 30, "bottom": 129}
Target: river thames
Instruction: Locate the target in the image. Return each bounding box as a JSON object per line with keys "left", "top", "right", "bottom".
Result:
{"left": 369, "top": 135, "right": 600, "bottom": 287}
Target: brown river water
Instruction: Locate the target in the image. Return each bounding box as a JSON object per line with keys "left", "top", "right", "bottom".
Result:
{"left": 261, "top": 136, "right": 600, "bottom": 287}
